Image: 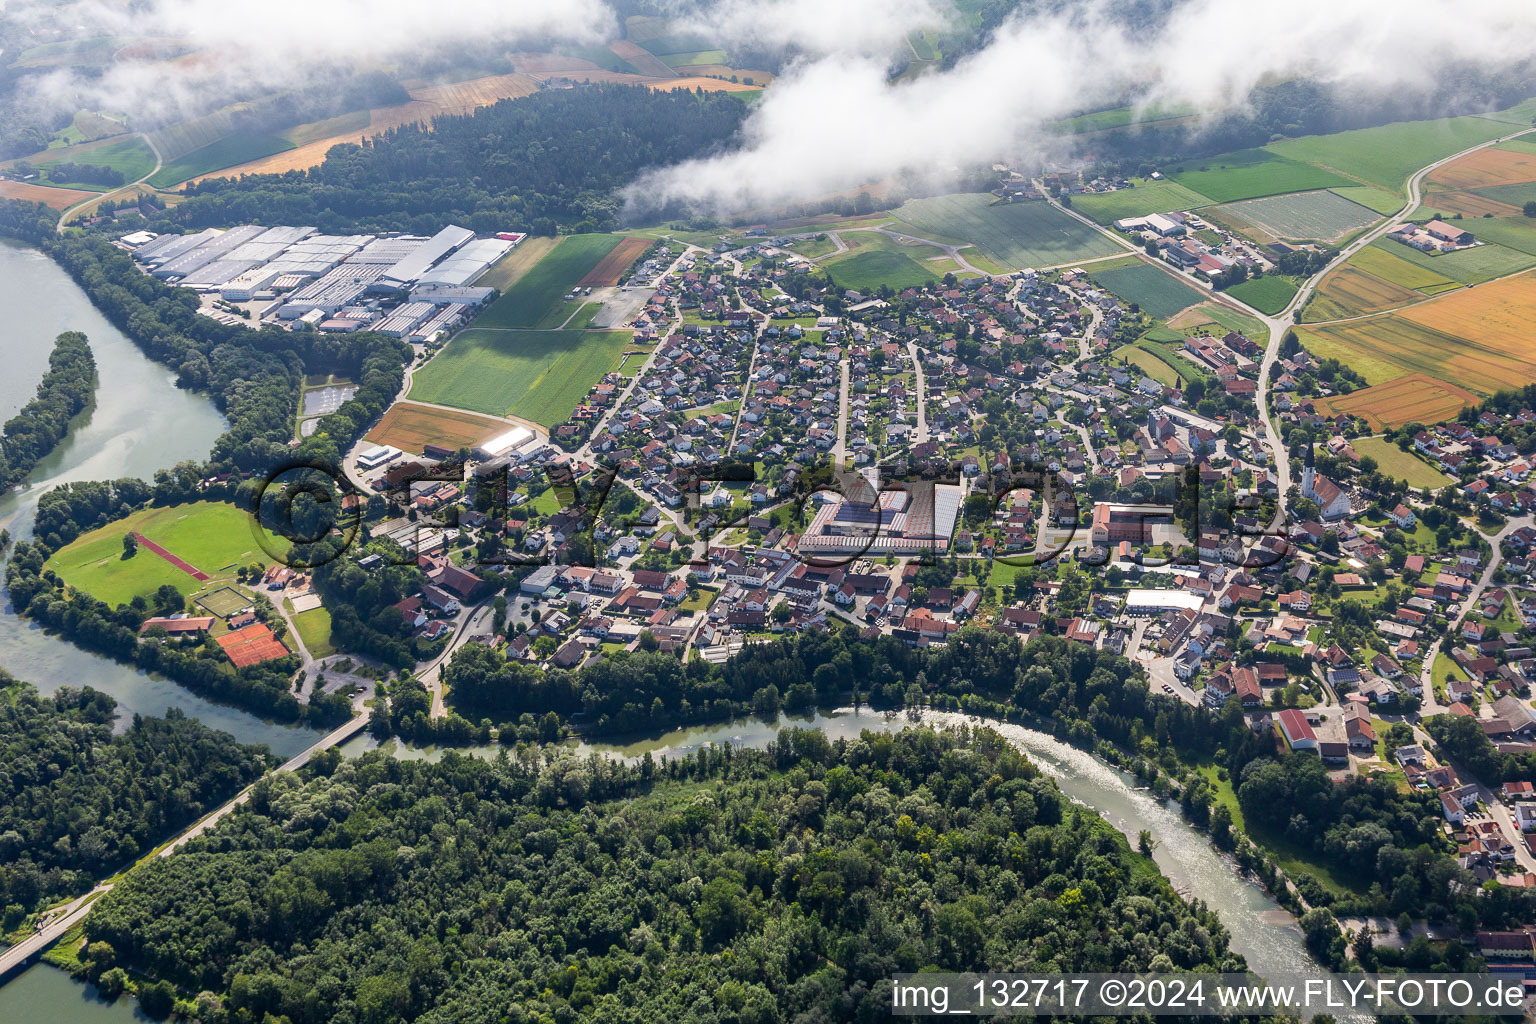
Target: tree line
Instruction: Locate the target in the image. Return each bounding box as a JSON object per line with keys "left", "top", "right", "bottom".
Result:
{"left": 80, "top": 726, "right": 1245, "bottom": 1023}
{"left": 0, "top": 671, "right": 272, "bottom": 923}
{"left": 0, "top": 330, "right": 95, "bottom": 488}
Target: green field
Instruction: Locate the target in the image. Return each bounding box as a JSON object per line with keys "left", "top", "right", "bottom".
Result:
{"left": 1052, "top": 102, "right": 1194, "bottom": 136}
{"left": 292, "top": 607, "right": 335, "bottom": 658}
{"left": 1121, "top": 345, "right": 1182, "bottom": 387}
{"left": 1329, "top": 186, "right": 1407, "bottom": 215}
{"left": 823, "top": 249, "right": 938, "bottom": 291}
{"left": 1454, "top": 214, "right": 1536, "bottom": 256}
{"left": 148, "top": 132, "right": 295, "bottom": 186}
{"left": 1470, "top": 181, "right": 1536, "bottom": 208}
{"left": 1353, "top": 243, "right": 1459, "bottom": 291}
{"left": 1376, "top": 238, "right": 1536, "bottom": 285}
{"left": 1269, "top": 115, "right": 1515, "bottom": 193}
{"left": 1352, "top": 436, "right": 1452, "bottom": 489}
{"left": 1090, "top": 262, "right": 1205, "bottom": 318}
{"left": 1226, "top": 274, "right": 1299, "bottom": 314}
{"left": 474, "top": 234, "right": 624, "bottom": 329}
{"left": 1168, "top": 148, "right": 1353, "bottom": 203}
{"left": 33, "top": 135, "right": 157, "bottom": 191}
{"left": 889, "top": 193, "right": 1122, "bottom": 268}
{"left": 1070, "top": 180, "right": 1217, "bottom": 224}
{"left": 45, "top": 502, "right": 284, "bottom": 608}
{"left": 659, "top": 49, "right": 728, "bottom": 67}
{"left": 1214, "top": 189, "right": 1379, "bottom": 242}
{"left": 409, "top": 329, "right": 631, "bottom": 427}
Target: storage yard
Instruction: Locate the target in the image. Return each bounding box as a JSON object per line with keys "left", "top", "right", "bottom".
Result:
{"left": 119, "top": 224, "right": 525, "bottom": 335}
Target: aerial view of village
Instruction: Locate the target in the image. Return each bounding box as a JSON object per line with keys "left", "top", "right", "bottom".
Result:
{"left": 5, "top": 0, "right": 1536, "bottom": 1020}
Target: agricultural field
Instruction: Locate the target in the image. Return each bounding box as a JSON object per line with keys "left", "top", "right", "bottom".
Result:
{"left": 476, "top": 236, "right": 558, "bottom": 291}
{"left": 44, "top": 502, "right": 286, "bottom": 609}
{"left": 1052, "top": 102, "right": 1194, "bottom": 136}
{"left": 27, "top": 135, "right": 156, "bottom": 190}
{"left": 1467, "top": 181, "right": 1536, "bottom": 208}
{"left": 0, "top": 180, "right": 88, "bottom": 209}
{"left": 1267, "top": 114, "right": 1514, "bottom": 194}
{"left": 1296, "top": 272, "right": 1536, "bottom": 394}
{"left": 1119, "top": 345, "right": 1183, "bottom": 387}
{"left": 364, "top": 401, "right": 511, "bottom": 454}
{"left": 607, "top": 40, "right": 677, "bottom": 78}
{"left": 1329, "top": 186, "right": 1407, "bottom": 215}
{"left": 148, "top": 132, "right": 294, "bottom": 187}
{"left": 408, "top": 329, "right": 632, "bottom": 428}
{"left": 578, "top": 236, "right": 651, "bottom": 287}
{"left": 658, "top": 49, "right": 728, "bottom": 67}
{"left": 1090, "top": 262, "right": 1204, "bottom": 319}
{"left": 823, "top": 249, "right": 937, "bottom": 291}
{"left": 1419, "top": 190, "right": 1524, "bottom": 218}
{"left": 1212, "top": 189, "right": 1378, "bottom": 243}
{"left": 1426, "top": 144, "right": 1536, "bottom": 190}
{"left": 1303, "top": 265, "right": 1423, "bottom": 322}
{"left": 1353, "top": 244, "right": 1460, "bottom": 291}
{"left": 1168, "top": 149, "right": 1353, "bottom": 203}
{"left": 890, "top": 193, "right": 1122, "bottom": 268}
{"left": 1454, "top": 215, "right": 1536, "bottom": 256}
{"left": 1351, "top": 436, "right": 1453, "bottom": 489}
{"left": 1310, "top": 374, "right": 1480, "bottom": 431}
{"left": 1380, "top": 237, "right": 1536, "bottom": 285}
{"left": 1071, "top": 180, "right": 1215, "bottom": 224}
{"left": 474, "top": 234, "right": 624, "bottom": 329}
{"left": 1225, "top": 274, "right": 1298, "bottom": 315}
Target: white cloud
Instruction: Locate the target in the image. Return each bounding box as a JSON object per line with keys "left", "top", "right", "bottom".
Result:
{"left": 669, "top": 0, "right": 951, "bottom": 58}
{"left": 627, "top": 0, "right": 1536, "bottom": 217}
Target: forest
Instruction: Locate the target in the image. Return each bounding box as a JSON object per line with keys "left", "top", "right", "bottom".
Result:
{"left": 0, "top": 671, "right": 272, "bottom": 922}
{"left": 162, "top": 85, "right": 749, "bottom": 236}
{"left": 0, "top": 330, "right": 95, "bottom": 488}
{"left": 80, "top": 727, "right": 1246, "bottom": 1023}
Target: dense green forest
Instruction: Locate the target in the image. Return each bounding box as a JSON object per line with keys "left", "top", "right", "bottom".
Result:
{"left": 82, "top": 727, "right": 1245, "bottom": 1023}
{"left": 160, "top": 85, "right": 748, "bottom": 235}
{"left": 0, "top": 330, "right": 95, "bottom": 488}
{"left": 0, "top": 672, "right": 272, "bottom": 922}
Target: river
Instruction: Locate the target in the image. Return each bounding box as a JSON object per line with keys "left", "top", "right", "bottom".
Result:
{"left": 338, "top": 707, "right": 1318, "bottom": 976}
{"left": 0, "top": 241, "right": 321, "bottom": 755}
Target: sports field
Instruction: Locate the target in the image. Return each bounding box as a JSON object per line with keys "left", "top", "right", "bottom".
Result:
{"left": 475, "top": 234, "right": 624, "bottom": 329}
{"left": 44, "top": 502, "right": 284, "bottom": 608}
{"left": 1071, "top": 180, "right": 1215, "bottom": 224}
{"left": 1090, "top": 262, "right": 1204, "bottom": 319}
{"left": 889, "top": 193, "right": 1122, "bottom": 268}
{"left": 824, "top": 249, "right": 937, "bottom": 291}
{"left": 196, "top": 586, "right": 250, "bottom": 618}
{"left": 578, "top": 237, "right": 651, "bottom": 287}
{"left": 1225, "top": 275, "right": 1298, "bottom": 315}
{"left": 1297, "top": 272, "right": 1536, "bottom": 393}
{"left": 1213, "top": 190, "right": 1378, "bottom": 242}
{"left": 1311, "top": 374, "right": 1479, "bottom": 430}
{"left": 1168, "top": 149, "right": 1352, "bottom": 203}
{"left": 408, "top": 329, "right": 631, "bottom": 427}
{"left": 1267, "top": 115, "right": 1514, "bottom": 193}
{"left": 1350, "top": 436, "right": 1453, "bottom": 488}
{"left": 364, "top": 401, "right": 510, "bottom": 453}
{"left": 148, "top": 132, "right": 294, "bottom": 187}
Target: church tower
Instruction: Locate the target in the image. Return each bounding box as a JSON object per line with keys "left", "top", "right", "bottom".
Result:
{"left": 1302, "top": 441, "right": 1316, "bottom": 499}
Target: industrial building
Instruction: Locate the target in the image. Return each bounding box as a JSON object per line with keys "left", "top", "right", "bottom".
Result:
{"left": 121, "top": 224, "right": 519, "bottom": 333}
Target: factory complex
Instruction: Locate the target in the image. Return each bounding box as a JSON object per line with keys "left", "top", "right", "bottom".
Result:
{"left": 117, "top": 224, "right": 525, "bottom": 340}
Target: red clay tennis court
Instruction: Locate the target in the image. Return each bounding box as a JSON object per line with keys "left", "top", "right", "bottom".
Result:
{"left": 132, "top": 532, "right": 211, "bottom": 581}
{"left": 215, "top": 622, "right": 290, "bottom": 667}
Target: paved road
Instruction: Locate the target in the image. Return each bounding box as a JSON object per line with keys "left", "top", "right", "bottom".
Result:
{"left": 907, "top": 342, "right": 929, "bottom": 442}
{"left": 0, "top": 709, "right": 369, "bottom": 981}
{"left": 55, "top": 132, "right": 162, "bottom": 234}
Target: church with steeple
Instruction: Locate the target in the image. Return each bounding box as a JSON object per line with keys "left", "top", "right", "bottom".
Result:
{"left": 1300, "top": 441, "right": 1351, "bottom": 521}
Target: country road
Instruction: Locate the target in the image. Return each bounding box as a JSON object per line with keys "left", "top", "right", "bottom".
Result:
{"left": 55, "top": 132, "right": 162, "bottom": 234}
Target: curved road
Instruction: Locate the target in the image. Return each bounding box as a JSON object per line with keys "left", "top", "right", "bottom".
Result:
{"left": 55, "top": 132, "right": 163, "bottom": 234}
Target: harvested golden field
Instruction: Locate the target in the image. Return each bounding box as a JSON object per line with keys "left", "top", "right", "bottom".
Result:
{"left": 477, "top": 236, "right": 559, "bottom": 291}
{"left": 1419, "top": 189, "right": 1522, "bottom": 218}
{"left": 0, "top": 180, "right": 85, "bottom": 209}
{"left": 1313, "top": 373, "right": 1479, "bottom": 429}
{"left": 669, "top": 64, "right": 776, "bottom": 85}
{"left": 1298, "top": 272, "right": 1536, "bottom": 394}
{"left": 1427, "top": 146, "right": 1536, "bottom": 190}
{"left": 194, "top": 73, "right": 541, "bottom": 180}
{"left": 364, "top": 402, "right": 510, "bottom": 454}
{"left": 608, "top": 40, "right": 677, "bottom": 78}
{"left": 650, "top": 76, "right": 762, "bottom": 93}
{"left": 1165, "top": 306, "right": 1217, "bottom": 330}
{"left": 1306, "top": 264, "right": 1422, "bottom": 321}
{"left": 578, "top": 236, "right": 651, "bottom": 287}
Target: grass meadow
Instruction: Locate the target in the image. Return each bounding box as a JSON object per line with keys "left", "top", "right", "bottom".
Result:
{"left": 475, "top": 234, "right": 624, "bottom": 329}
{"left": 890, "top": 193, "right": 1122, "bottom": 268}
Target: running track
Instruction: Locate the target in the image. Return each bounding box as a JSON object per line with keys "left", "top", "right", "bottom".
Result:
{"left": 131, "top": 532, "right": 210, "bottom": 581}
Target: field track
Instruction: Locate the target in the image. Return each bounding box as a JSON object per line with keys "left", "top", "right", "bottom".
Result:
{"left": 132, "top": 533, "right": 209, "bottom": 581}
{"left": 578, "top": 237, "right": 651, "bottom": 286}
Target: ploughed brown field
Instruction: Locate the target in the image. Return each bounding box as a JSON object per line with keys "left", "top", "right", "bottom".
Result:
{"left": 577, "top": 237, "right": 651, "bottom": 287}
{"left": 364, "top": 401, "right": 511, "bottom": 455}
